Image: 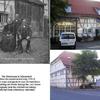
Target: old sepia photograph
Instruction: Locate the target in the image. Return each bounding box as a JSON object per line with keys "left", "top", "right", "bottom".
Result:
{"left": 0, "top": 0, "right": 49, "bottom": 63}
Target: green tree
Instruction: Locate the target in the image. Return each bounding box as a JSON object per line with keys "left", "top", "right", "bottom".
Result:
{"left": 72, "top": 50, "right": 100, "bottom": 83}
{"left": 51, "top": 0, "right": 67, "bottom": 25}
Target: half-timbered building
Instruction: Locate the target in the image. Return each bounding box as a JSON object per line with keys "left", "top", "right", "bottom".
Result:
{"left": 50, "top": 51, "right": 82, "bottom": 88}
{"left": 52, "top": 0, "right": 100, "bottom": 39}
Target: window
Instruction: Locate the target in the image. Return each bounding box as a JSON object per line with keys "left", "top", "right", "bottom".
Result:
{"left": 0, "top": 14, "right": 8, "bottom": 23}
{"left": 67, "top": 69, "right": 70, "bottom": 74}
{"left": 55, "top": 72, "right": 57, "bottom": 76}
{"left": 61, "top": 34, "right": 75, "bottom": 39}
{"left": 51, "top": 74, "right": 53, "bottom": 78}
{"left": 65, "top": 5, "right": 72, "bottom": 13}
{"left": 57, "top": 71, "right": 60, "bottom": 76}
{"left": 63, "top": 70, "right": 66, "bottom": 74}
{"left": 88, "top": 29, "right": 92, "bottom": 33}
{"left": 51, "top": 73, "right": 54, "bottom": 77}
{"left": 0, "top": 14, "right": 1, "bottom": 22}
{"left": 96, "top": 29, "right": 100, "bottom": 36}
{"left": 66, "top": 67, "right": 71, "bottom": 74}
{"left": 95, "top": 8, "right": 100, "bottom": 15}
{"left": 60, "top": 70, "right": 65, "bottom": 75}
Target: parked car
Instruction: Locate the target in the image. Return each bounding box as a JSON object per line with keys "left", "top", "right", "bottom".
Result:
{"left": 59, "top": 32, "right": 76, "bottom": 49}
{"left": 96, "top": 79, "right": 100, "bottom": 87}
{"left": 80, "top": 83, "right": 96, "bottom": 89}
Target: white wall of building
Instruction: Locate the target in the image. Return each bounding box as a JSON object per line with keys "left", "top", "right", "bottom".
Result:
{"left": 50, "top": 59, "right": 67, "bottom": 88}
{"left": 53, "top": 17, "right": 100, "bottom": 38}
{"left": 78, "top": 17, "right": 97, "bottom": 29}
{"left": 0, "top": 0, "right": 15, "bottom": 26}
{"left": 40, "top": 0, "right": 49, "bottom": 17}
{"left": 50, "top": 59, "right": 81, "bottom": 88}
{"left": 51, "top": 59, "right": 65, "bottom": 73}
{"left": 0, "top": 1, "right": 5, "bottom": 11}
{"left": 77, "top": 17, "right": 98, "bottom": 37}
{"left": 5, "top": 0, "right": 15, "bottom": 20}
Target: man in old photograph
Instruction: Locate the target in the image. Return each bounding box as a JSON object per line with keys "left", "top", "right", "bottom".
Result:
{"left": 0, "top": 0, "right": 49, "bottom": 63}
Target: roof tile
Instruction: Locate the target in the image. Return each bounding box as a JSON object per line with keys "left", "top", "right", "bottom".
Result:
{"left": 69, "top": 0, "right": 100, "bottom": 16}
{"left": 58, "top": 51, "right": 76, "bottom": 66}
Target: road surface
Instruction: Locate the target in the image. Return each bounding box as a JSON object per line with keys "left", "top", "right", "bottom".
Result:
{"left": 51, "top": 87, "right": 100, "bottom": 100}
{"left": 51, "top": 40, "right": 100, "bottom": 49}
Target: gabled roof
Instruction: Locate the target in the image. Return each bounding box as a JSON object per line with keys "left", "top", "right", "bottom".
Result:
{"left": 68, "top": 0, "right": 100, "bottom": 17}
{"left": 51, "top": 51, "right": 76, "bottom": 67}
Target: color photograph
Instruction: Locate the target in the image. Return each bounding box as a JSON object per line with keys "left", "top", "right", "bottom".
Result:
{"left": 50, "top": 50, "right": 100, "bottom": 100}
{"left": 50, "top": 0, "right": 100, "bottom": 49}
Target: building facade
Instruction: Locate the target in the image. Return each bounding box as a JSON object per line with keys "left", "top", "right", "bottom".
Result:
{"left": 0, "top": 0, "right": 45, "bottom": 37}
{"left": 40, "top": 0, "right": 49, "bottom": 37}
{"left": 50, "top": 51, "right": 82, "bottom": 88}
{"left": 40, "top": 0, "right": 49, "bottom": 17}
{"left": 0, "top": 1, "right": 15, "bottom": 27}
{"left": 52, "top": 0, "right": 100, "bottom": 39}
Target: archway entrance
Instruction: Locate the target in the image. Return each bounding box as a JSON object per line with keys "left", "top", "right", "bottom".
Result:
{"left": 53, "top": 18, "right": 77, "bottom": 37}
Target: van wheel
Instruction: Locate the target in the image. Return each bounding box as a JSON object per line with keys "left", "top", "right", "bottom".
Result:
{"left": 72, "top": 44, "right": 76, "bottom": 49}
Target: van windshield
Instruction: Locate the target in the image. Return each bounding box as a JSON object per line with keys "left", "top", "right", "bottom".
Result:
{"left": 61, "top": 34, "right": 75, "bottom": 39}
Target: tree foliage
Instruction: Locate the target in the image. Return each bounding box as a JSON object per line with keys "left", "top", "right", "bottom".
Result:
{"left": 72, "top": 50, "right": 100, "bottom": 83}
{"left": 51, "top": 0, "right": 67, "bottom": 24}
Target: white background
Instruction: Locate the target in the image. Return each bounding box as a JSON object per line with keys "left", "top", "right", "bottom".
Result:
{"left": 0, "top": 64, "right": 50, "bottom": 100}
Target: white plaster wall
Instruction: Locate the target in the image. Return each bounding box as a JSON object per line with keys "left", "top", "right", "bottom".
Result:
{"left": 5, "top": 0, "right": 15, "bottom": 20}
{"left": 50, "top": 73, "right": 66, "bottom": 88}
{"left": 0, "top": 1, "right": 15, "bottom": 19}
{"left": 0, "top": 1, "right": 4, "bottom": 11}
{"left": 53, "top": 17, "right": 100, "bottom": 38}
{"left": 50, "top": 59, "right": 79, "bottom": 88}
{"left": 78, "top": 17, "right": 97, "bottom": 29}
{"left": 50, "top": 59, "right": 66, "bottom": 88}
{"left": 51, "top": 59, "right": 66, "bottom": 73}
{"left": 77, "top": 17, "right": 98, "bottom": 37}
{"left": 40, "top": 0, "right": 48, "bottom": 17}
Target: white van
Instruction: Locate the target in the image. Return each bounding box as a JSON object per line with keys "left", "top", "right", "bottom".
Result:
{"left": 59, "top": 32, "right": 76, "bottom": 48}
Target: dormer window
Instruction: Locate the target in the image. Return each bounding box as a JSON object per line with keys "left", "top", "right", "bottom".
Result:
{"left": 65, "top": 5, "right": 72, "bottom": 13}
{"left": 95, "top": 8, "right": 100, "bottom": 15}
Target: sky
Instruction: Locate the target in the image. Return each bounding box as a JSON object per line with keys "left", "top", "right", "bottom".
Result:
{"left": 50, "top": 50, "right": 100, "bottom": 63}
{"left": 89, "top": 0, "right": 100, "bottom": 2}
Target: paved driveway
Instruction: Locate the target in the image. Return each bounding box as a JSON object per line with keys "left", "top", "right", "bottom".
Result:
{"left": 77, "top": 40, "right": 100, "bottom": 49}
{"left": 51, "top": 40, "right": 100, "bottom": 49}
{"left": 51, "top": 87, "right": 100, "bottom": 100}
